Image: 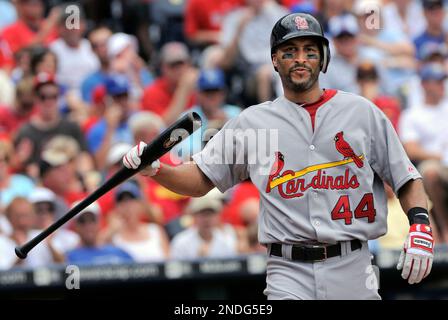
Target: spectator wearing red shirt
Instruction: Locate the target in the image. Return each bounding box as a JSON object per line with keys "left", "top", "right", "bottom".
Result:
{"left": 184, "top": 0, "right": 243, "bottom": 47}
{"left": 0, "top": 0, "right": 59, "bottom": 70}
{"left": 141, "top": 42, "right": 197, "bottom": 125}
{"left": 0, "top": 77, "right": 36, "bottom": 139}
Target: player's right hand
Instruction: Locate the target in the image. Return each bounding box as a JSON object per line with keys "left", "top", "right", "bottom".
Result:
{"left": 122, "top": 141, "right": 161, "bottom": 176}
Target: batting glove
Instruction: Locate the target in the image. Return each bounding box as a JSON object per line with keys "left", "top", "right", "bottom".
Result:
{"left": 397, "top": 224, "right": 434, "bottom": 284}
{"left": 122, "top": 141, "right": 161, "bottom": 176}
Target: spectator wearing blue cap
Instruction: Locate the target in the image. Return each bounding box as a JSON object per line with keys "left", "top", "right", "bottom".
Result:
{"left": 98, "top": 180, "right": 169, "bottom": 263}
{"left": 320, "top": 13, "right": 361, "bottom": 94}
{"left": 175, "top": 68, "right": 241, "bottom": 159}
{"left": 399, "top": 62, "right": 448, "bottom": 243}
{"left": 86, "top": 73, "right": 135, "bottom": 169}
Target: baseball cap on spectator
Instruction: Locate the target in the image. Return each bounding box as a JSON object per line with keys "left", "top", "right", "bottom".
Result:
{"left": 128, "top": 111, "right": 165, "bottom": 135}
{"left": 107, "top": 32, "right": 138, "bottom": 59}
{"left": 160, "top": 42, "right": 190, "bottom": 65}
{"left": 115, "top": 180, "right": 142, "bottom": 202}
{"left": 72, "top": 200, "right": 101, "bottom": 223}
{"left": 419, "top": 63, "right": 447, "bottom": 81}
{"left": 419, "top": 42, "right": 448, "bottom": 61}
{"left": 422, "top": 0, "right": 444, "bottom": 9}
{"left": 43, "top": 135, "right": 80, "bottom": 161}
{"left": 328, "top": 14, "right": 359, "bottom": 38}
{"left": 39, "top": 148, "right": 71, "bottom": 178}
{"left": 106, "top": 142, "right": 132, "bottom": 167}
{"left": 33, "top": 72, "right": 57, "bottom": 92}
{"left": 104, "top": 73, "right": 130, "bottom": 96}
{"left": 29, "top": 187, "right": 57, "bottom": 214}
{"left": 187, "top": 189, "right": 223, "bottom": 214}
{"left": 198, "top": 69, "right": 226, "bottom": 91}
{"left": 29, "top": 187, "right": 56, "bottom": 205}
{"left": 187, "top": 197, "right": 223, "bottom": 214}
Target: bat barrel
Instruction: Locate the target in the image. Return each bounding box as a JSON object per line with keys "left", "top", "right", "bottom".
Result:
{"left": 15, "top": 112, "right": 202, "bottom": 259}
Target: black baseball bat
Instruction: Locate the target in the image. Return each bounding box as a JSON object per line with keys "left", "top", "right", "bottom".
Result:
{"left": 15, "top": 112, "right": 202, "bottom": 259}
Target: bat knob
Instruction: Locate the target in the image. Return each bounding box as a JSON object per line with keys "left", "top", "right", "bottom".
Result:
{"left": 15, "top": 247, "right": 27, "bottom": 259}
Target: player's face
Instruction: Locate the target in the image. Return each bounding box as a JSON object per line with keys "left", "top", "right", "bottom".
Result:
{"left": 273, "top": 38, "right": 321, "bottom": 92}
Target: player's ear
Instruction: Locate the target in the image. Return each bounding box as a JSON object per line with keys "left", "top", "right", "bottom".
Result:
{"left": 272, "top": 53, "right": 279, "bottom": 72}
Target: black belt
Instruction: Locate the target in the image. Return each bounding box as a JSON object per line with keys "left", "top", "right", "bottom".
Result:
{"left": 269, "top": 240, "right": 362, "bottom": 262}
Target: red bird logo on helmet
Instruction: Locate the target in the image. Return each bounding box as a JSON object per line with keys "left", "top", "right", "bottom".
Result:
{"left": 266, "top": 151, "right": 285, "bottom": 193}
{"left": 334, "top": 132, "right": 364, "bottom": 168}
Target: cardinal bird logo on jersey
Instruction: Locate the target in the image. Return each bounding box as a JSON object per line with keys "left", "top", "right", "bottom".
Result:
{"left": 334, "top": 131, "right": 364, "bottom": 168}
{"left": 266, "top": 151, "right": 285, "bottom": 193}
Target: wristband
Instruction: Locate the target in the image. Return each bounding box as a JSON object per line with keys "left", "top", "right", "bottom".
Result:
{"left": 407, "top": 207, "right": 430, "bottom": 225}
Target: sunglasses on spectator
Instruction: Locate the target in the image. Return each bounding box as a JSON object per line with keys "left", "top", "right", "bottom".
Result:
{"left": 77, "top": 213, "right": 97, "bottom": 224}
{"left": 167, "top": 60, "right": 187, "bottom": 68}
{"left": 35, "top": 202, "right": 56, "bottom": 215}
{"left": 38, "top": 93, "right": 58, "bottom": 101}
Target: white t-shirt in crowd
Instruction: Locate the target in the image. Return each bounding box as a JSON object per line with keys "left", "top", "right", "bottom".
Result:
{"left": 112, "top": 224, "right": 166, "bottom": 263}
{"left": 50, "top": 38, "right": 100, "bottom": 94}
{"left": 0, "top": 234, "right": 16, "bottom": 270}
{"left": 0, "top": 229, "right": 79, "bottom": 270}
{"left": 399, "top": 101, "right": 448, "bottom": 155}
{"left": 170, "top": 225, "right": 238, "bottom": 260}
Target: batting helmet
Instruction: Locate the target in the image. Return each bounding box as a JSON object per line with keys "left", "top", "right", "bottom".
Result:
{"left": 270, "top": 13, "right": 330, "bottom": 73}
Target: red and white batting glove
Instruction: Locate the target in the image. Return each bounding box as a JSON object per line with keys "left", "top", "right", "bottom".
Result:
{"left": 122, "top": 141, "right": 161, "bottom": 176}
{"left": 397, "top": 224, "right": 434, "bottom": 284}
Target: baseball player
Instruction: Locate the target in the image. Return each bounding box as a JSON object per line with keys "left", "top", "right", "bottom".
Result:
{"left": 123, "top": 13, "right": 434, "bottom": 300}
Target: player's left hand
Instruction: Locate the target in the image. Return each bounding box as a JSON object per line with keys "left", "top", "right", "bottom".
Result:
{"left": 397, "top": 224, "right": 434, "bottom": 284}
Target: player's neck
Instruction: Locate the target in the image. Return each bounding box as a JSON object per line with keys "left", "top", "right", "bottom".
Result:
{"left": 284, "top": 85, "right": 324, "bottom": 105}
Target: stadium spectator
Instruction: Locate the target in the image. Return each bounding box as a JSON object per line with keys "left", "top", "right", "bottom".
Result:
{"left": 102, "top": 180, "right": 170, "bottom": 263}
{"left": 86, "top": 73, "right": 135, "bottom": 170}
{"left": 38, "top": 143, "right": 87, "bottom": 213}
{"left": 399, "top": 63, "right": 448, "bottom": 242}
{"left": 30, "top": 46, "right": 58, "bottom": 76}
{"left": 127, "top": 111, "right": 190, "bottom": 224}
{"left": 356, "top": 61, "right": 402, "bottom": 130}
{"left": 14, "top": 72, "right": 88, "bottom": 169}
{"left": 66, "top": 201, "right": 134, "bottom": 265}
{"left": 184, "top": 0, "right": 243, "bottom": 48}
{"left": 6, "top": 196, "right": 64, "bottom": 268}
{"left": 80, "top": 26, "right": 112, "bottom": 104}
{"left": 0, "top": 76, "right": 36, "bottom": 139}
{"left": 413, "top": 0, "right": 447, "bottom": 61}
{"left": 107, "top": 32, "right": 153, "bottom": 101}
{"left": 320, "top": 13, "right": 361, "bottom": 94}
{"left": 401, "top": 42, "right": 448, "bottom": 110}
{"left": 141, "top": 42, "right": 197, "bottom": 124}
{"left": 170, "top": 191, "right": 239, "bottom": 260}
{"left": 218, "top": 0, "right": 287, "bottom": 104}
{"left": 381, "top": 0, "right": 426, "bottom": 40}
{"left": 0, "top": 0, "right": 59, "bottom": 70}
{"left": 50, "top": 4, "right": 99, "bottom": 97}
{"left": 354, "top": 0, "right": 416, "bottom": 96}
{"left": 29, "top": 187, "right": 79, "bottom": 254}
{"left": 177, "top": 68, "right": 241, "bottom": 159}
{"left": 0, "top": 140, "right": 35, "bottom": 235}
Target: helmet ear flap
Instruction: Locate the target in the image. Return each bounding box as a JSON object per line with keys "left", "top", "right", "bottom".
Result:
{"left": 320, "top": 43, "right": 330, "bottom": 73}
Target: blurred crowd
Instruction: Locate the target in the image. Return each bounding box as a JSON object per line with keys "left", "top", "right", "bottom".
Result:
{"left": 0, "top": 0, "right": 448, "bottom": 270}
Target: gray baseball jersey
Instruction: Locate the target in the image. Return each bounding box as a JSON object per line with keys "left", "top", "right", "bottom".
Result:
{"left": 192, "top": 91, "right": 421, "bottom": 245}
